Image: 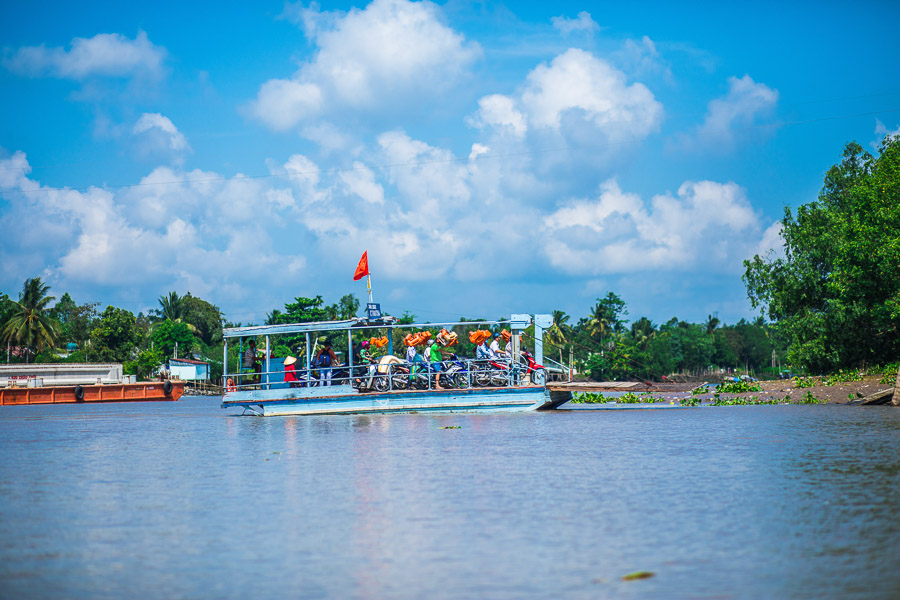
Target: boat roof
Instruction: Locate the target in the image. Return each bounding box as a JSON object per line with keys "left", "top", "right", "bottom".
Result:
{"left": 223, "top": 315, "right": 533, "bottom": 340}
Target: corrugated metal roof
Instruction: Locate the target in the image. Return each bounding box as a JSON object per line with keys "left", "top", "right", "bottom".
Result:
{"left": 169, "top": 358, "right": 209, "bottom": 365}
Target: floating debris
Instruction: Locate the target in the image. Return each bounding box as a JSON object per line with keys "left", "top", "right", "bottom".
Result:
{"left": 621, "top": 571, "right": 655, "bottom": 581}
{"left": 439, "top": 425, "right": 461, "bottom": 429}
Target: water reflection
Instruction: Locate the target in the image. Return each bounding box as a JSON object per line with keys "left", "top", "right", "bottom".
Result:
{"left": 1, "top": 400, "right": 899, "bottom": 599}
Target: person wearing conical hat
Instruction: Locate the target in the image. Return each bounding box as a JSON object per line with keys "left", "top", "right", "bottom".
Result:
{"left": 283, "top": 355, "right": 299, "bottom": 387}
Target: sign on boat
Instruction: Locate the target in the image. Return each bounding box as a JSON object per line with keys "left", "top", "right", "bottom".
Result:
{"left": 221, "top": 313, "right": 572, "bottom": 416}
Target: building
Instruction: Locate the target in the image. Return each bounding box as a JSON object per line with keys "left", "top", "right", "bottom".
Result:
{"left": 167, "top": 358, "right": 210, "bottom": 382}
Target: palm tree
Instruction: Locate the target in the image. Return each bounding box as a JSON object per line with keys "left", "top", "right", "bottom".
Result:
{"left": 153, "top": 291, "right": 197, "bottom": 335}
{"left": 706, "top": 313, "right": 720, "bottom": 335}
{"left": 1, "top": 277, "right": 60, "bottom": 362}
{"left": 156, "top": 291, "right": 185, "bottom": 321}
{"left": 630, "top": 317, "right": 656, "bottom": 351}
{"left": 545, "top": 310, "right": 570, "bottom": 364}
{"left": 588, "top": 304, "right": 613, "bottom": 352}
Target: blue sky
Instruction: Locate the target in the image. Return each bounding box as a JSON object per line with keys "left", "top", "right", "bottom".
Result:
{"left": 1, "top": 0, "right": 898, "bottom": 326}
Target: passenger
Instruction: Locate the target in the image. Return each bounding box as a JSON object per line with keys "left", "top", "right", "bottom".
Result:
{"left": 406, "top": 340, "right": 419, "bottom": 364}
{"left": 475, "top": 336, "right": 491, "bottom": 361}
{"left": 355, "top": 340, "right": 375, "bottom": 386}
{"left": 490, "top": 333, "right": 508, "bottom": 361}
{"left": 360, "top": 340, "right": 376, "bottom": 364}
{"left": 427, "top": 338, "right": 446, "bottom": 389}
{"left": 243, "top": 339, "right": 261, "bottom": 382}
{"left": 314, "top": 341, "right": 339, "bottom": 386}
{"left": 284, "top": 356, "right": 299, "bottom": 387}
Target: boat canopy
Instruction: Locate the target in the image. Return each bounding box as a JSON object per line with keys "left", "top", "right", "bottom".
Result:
{"left": 223, "top": 314, "right": 534, "bottom": 340}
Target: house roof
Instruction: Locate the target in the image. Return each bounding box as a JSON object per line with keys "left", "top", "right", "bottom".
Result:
{"left": 169, "top": 358, "right": 209, "bottom": 365}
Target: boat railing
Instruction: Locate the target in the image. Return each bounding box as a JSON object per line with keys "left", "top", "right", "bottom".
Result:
{"left": 223, "top": 356, "right": 543, "bottom": 395}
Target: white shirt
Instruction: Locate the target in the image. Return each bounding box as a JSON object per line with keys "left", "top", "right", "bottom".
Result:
{"left": 489, "top": 339, "right": 505, "bottom": 360}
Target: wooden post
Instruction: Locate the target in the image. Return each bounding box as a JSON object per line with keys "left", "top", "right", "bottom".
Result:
{"left": 892, "top": 364, "right": 900, "bottom": 406}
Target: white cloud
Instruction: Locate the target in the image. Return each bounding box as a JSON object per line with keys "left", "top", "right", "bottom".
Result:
{"left": 544, "top": 178, "right": 762, "bottom": 274}
{"left": 3, "top": 31, "right": 166, "bottom": 80}
{"left": 132, "top": 113, "right": 190, "bottom": 162}
{"left": 473, "top": 49, "right": 663, "bottom": 146}
{"left": 755, "top": 222, "right": 784, "bottom": 259}
{"left": 340, "top": 163, "right": 384, "bottom": 205}
{"left": 686, "top": 74, "right": 779, "bottom": 149}
{"left": 551, "top": 11, "right": 600, "bottom": 35}
{"left": 469, "top": 143, "right": 489, "bottom": 160}
{"left": 249, "top": 0, "right": 481, "bottom": 132}
{"left": 468, "top": 94, "right": 527, "bottom": 137}
{"left": 873, "top": 119, "right": 900, "bottom": 149}
{"left": 250, "top": 79, "right": 323, "bottom": 132}
{"left": 616, "top": 36, "right": 673, "bottom": 82}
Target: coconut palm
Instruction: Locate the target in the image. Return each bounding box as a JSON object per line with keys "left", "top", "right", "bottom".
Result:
{"left": 588, "top": 305, "right": 613, "bottom": 352}
{"left": 1, "top": 277, "right": 60, "bottom": 362}
{"left": 545, "top": 310, "right": 570, "bottom": 364}
{"left": 706, "top": 314, "right": 720, "bottom": 335}
{"left": 152, "top": 291, "right": 198, "bottom": 335}
{"left": 630, "top": 317, "right": 656, "bottom": 351}
{"left": 156, "top": 291, "right": 185, "bottom": 321}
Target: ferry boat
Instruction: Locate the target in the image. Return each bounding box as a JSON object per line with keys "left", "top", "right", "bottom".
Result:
{"left": 220, "top": 313, "right": 572, "bottom": 416}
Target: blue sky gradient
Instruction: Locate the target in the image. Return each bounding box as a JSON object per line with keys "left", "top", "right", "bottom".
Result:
{"left": 2, "top": 0, "right": 899, "bottom": 326}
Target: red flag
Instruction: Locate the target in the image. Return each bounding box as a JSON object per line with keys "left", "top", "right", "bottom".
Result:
{"left": 353, "top": 251, "right": 369, "bottom": 281}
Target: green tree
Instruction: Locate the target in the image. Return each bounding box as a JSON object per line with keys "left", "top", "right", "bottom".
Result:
{"left": 588, "top": 292, "right": 628, "bottom": 350}
{"left": 155, "top": 291, "right": 186, "bottom": 321}
{"left": 124, "top": 349, "right": 166, "bottom": 379}
{"left": 545, "top": 310, "right": 570, "bottom": 364}
{"left": 705, "top": 314, "right": 720, "bottom": 335}
{"left": 744, "top": 137, "right": 900, "bottom": 371}
{"left": 86, "top": 306, "right": 140, "bottom": 363}
{"left": 182, "top": 294, "right": 223, "bottom": 345}
{"left": 151, "top": 320, "right": 195, "bottom": 358}
{"left": 1, "top": 277, "right": 60, "bottom": 362}
{"left": 49, "top": 292, "right": 99, "bottom": 348}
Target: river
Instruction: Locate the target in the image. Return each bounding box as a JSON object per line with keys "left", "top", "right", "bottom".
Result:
{"left": 1, "top": 398, "right": 899, "bottom": 599}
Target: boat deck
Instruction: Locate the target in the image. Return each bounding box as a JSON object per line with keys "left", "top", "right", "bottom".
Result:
{"left": 222, "top": 384, "right": 565, "bottom": 416}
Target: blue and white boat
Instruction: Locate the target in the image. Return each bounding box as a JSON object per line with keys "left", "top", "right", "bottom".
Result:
{"left": 220, "top": 313, "right": 572, "bottom": 416}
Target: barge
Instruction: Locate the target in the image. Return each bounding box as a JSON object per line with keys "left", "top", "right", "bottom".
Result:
{"left": 0, "top": 380, "right": 184, "bottom": 405}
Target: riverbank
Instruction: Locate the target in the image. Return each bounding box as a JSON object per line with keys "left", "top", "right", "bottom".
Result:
{"left": 681, "top": 375, "right": 893, "bottom": 405}
{"left": 570, "top": 375, "right": 896, "bottom": 406}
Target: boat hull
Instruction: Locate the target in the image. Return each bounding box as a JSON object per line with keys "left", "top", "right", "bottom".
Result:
{"left": 222, "top": 385, "right": 555, "bottom": 416}
{"left": 0, "top": 381, "right": 185, "bottom": 405}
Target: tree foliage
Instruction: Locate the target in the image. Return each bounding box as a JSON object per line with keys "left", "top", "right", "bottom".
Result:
{"left": 1, "top": 277, "right": 60, "bottom": 362}
{"left": 743, "top": 137, "right": 900, "bottom": 371}
{"left": 49, "top": 292, "right": 99, "bottom": 347}
{"left": 151, "top": 320, "right": 196, "bottom": 358}
{"left": 181, "top": 294, "right": 223, "bottom": 345}
{"left": 86, "top": 306, "right": 140, "bottom": 363}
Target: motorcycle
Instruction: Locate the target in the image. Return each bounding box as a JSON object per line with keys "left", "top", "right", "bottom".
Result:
{"left": 441, "top": 354, "right": 471, "bottom": 389}
{"left": 520, "top": 349, "right": 546, "bottom": 386}
{"left": 469, "top": 357, "right": 510, "bottom": 387}
{"left": 353, "top": 361, "right": 389, "bottom": 392}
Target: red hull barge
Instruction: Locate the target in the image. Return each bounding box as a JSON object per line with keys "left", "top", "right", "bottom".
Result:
{"left": 0, "top": 381, "right": 185, "bottom": 406}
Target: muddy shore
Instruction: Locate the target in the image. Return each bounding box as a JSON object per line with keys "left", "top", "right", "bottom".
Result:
{"left": 646, "top": 375, "right": 896, "bottom": 405}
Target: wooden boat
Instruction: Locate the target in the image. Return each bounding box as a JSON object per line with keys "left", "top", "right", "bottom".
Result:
{"left": 221, "top": 313, "right": 572, "bottom": 416}
{"left": 0, "top": 380, "right": 185, "bottom": 406}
